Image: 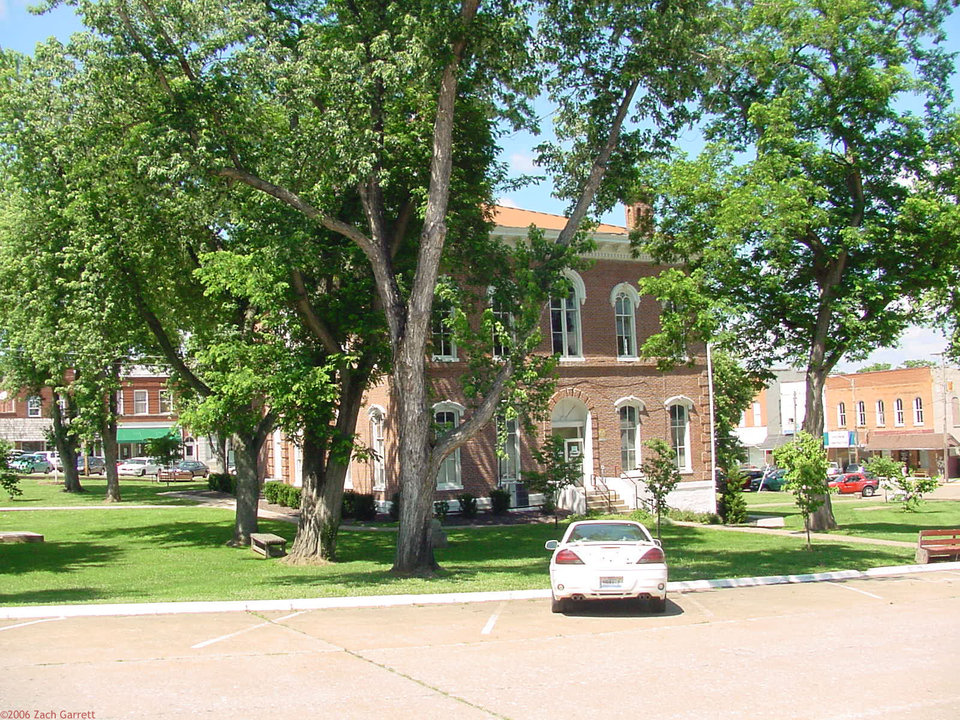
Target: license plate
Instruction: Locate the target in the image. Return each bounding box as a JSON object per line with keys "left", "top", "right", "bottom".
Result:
{"left": 600, "top": 576, "right": 623, "bottom": 588}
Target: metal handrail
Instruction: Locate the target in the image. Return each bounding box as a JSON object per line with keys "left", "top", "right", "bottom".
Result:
{"left": 592, "top": 473, "right": 612, "bottom": 513}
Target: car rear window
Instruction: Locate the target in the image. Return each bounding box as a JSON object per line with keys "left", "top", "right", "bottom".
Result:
{"left": 568, "top": 524, "right": 648, "bottom": 543}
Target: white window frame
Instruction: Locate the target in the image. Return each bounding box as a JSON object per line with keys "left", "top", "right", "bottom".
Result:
{"left": 752, "top": 402, "right": 762, "bottom": 427}
{"left": 876, "top": 400, "right": 885, "bottom": 427}
{"left": 610, "top": 283, "right": 640, "bottom": 360}
{"left": 26, "top": 396, "right": 41, "bottom": 418}
{"left": 550, "top": 270, "right": 585, "bottom": 360}
{"left": 159, "top": 390, "right": 173, "bottom": 415}
{"left": 618, "top": 403, "right": 641, "bottom": 472}
{"left": 490, "top": 295, "right": 514, "bottom": 360}
{"left": 433, "top": 402, "right": 464, "bottom": 490}
{"left": 665, "top": 396, "right": 694, "bottom": 474}
{"left": 895, "top": 398, "right": 905, "bottom": 426}
{"left": 369, "top": 407, "right": 386, "bottom": 491}
{"left": 431, "top": 301, "right": 458, "bottom": 362}
{"left": 133, "top": 389, "right": 149, "bottom": 416}
{"left": 837, "top": 402, "right": 846, "bottom": 427}
{"left": 856, "top": 401, "right": 866, "bottom": 427}
{"left": 913, "top": 397, "right": 924, "bottom": 425}
{"left": 497, "top": 413, "right": 521, "bottom": 484}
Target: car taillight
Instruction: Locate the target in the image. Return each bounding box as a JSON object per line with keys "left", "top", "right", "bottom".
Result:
{"left": 637, "top": 546, "right": 665, "bottom": 564}
{"left": 554, "top": 549, "right": 584, "bottom": 565}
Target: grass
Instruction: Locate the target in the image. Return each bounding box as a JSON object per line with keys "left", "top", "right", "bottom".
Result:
{"left": 0, "top": 474, "right": 207, "bottom": 507}
{"left": 743, "top": 489, "right": 960, "bottom": 542}
{"left": 0, "top": 502, "right": 918, "bottom": 607}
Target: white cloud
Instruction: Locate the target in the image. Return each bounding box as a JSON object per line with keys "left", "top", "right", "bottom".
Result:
{"left": 0, "top": 1, "right": 8, "bottom": 21}
{"left": 509, "top": 152, "right": 537, "bottom": 173}
{"left": 496, "top": 197, "right": 520, "bottom": 208}
{"left": 835, "top": 326, "right": 949, "bottom": 371}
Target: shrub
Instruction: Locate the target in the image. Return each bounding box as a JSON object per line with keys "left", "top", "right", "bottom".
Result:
{"left": 353, "top": 493, "right": 378, "bottom": 521}
{"left": 342, "top": 490, "right": 360, "bottom": 518}
{"left": 280, "top": 485, "right": 302, "bottom": 508}
{"left": 434, "top": 500, "right": 449, "bottom": 523}
{"left": 457, "top": 492, "right": 478, "bottom": 518}
{"left": 489, "top": 488, "right": 511, "bottom": 515}
{"left": 207, "top": 473, "right": 236, "bottom": 495}
{"left": 262, "top": 482, "right": 284, "bottom": 505}
{"left": 389, "top": 491, "right": 401, "bottom": 521}
{"left": 717, "top": 470, "right": 748, "bottom": 524}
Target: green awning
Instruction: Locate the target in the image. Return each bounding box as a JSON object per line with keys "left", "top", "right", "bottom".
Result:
{"left": 116, "top": 427, "right": 178, "bottom": 444}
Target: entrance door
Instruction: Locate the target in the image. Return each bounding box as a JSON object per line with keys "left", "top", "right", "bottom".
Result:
{"left": 565, "top": 438, "right": 584, "bottom": 469}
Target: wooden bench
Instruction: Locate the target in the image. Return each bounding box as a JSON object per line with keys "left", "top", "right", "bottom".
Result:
{"left": 157, "top": 469, "right": 195, "bottom": 485}
{"left": 915, "top": 529, "right": 960, "bottom": 564}
{"left": 250, "top": 533, "right": 287, "bottom": 558}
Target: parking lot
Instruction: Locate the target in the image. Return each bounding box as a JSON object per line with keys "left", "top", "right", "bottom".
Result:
{"left": 1, "top": 568, "right": 958, "bottom": 719}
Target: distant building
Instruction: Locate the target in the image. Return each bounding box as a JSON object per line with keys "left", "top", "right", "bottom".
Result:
{"left": 734, "top": 369, "right": 808, "bottom": 467}
{"left": 825, "top": 366, "right": 960, "bottom": 478}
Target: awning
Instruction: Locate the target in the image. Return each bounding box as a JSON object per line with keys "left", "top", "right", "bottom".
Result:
{"left": 116, "top": 426, "right": 179, "bottom": 444}
{"left": 865, "top": 432, "right": 960, "bottom": 452}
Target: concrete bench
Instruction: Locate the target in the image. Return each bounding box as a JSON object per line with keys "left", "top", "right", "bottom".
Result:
{"left": 250, "top": 533, "right": 287, "bottom": 558}
{"left": 915, "top": 529, "right": 960, "bottom": 564}
{"left": 0, "top": 531, "right": 44, "bottom": 543}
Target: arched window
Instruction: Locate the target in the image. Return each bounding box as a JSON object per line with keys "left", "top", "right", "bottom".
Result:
{"left": 619, "top": 405, "right": 640, "bottom": 471}
{"left": 895, "top": 398, "right": 905, "bottom": 426}
{"left": 856, "top": 401, "right": 866, "bottom": 427}
{"left": 837, "top": 402, "right": 847, "bottom": 427}
{"left": 550, "top": 270, "right": 585, "bottom": 359}
{"left": 434, "top": 402, "right": 464, "bottom": 490}
{"left": 369, "top": 407, "right": 386, "bottom": 490}
{"left": 665, "top": 397, "right": 694, "bottom": 473}
{"left": 610, "top": 283, "right": 640, "bottom": 359}
{"left": 913, "top": 397, "right": 924, "bottom": 425}
{"left": 876, "top": 400, "right": 886, "bottom": 427}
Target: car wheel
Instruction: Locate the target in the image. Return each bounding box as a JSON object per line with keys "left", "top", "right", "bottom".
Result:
{"left": 862, "top": 485, "right": 875, "bottom": 497}
{"left": 649, "top": 596, "right": 667, "bottom": 614}
{"left": 551, "top": 594, "right": 566, "bottom": 614}
{"left": 138, "top": 469, "right": 145, "bottom": 476}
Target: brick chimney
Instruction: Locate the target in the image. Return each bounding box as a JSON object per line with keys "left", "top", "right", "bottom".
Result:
{"left": 625, "top": 201, "right": 653, "bottom": 233}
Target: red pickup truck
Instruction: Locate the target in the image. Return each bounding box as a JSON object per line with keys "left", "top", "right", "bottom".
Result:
{"left": 828, "top": 472, "right": 879, "bottom": 497}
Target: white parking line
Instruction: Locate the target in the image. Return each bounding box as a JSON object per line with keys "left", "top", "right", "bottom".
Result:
{"left": 0, "top": 616, "right": 65, "bottom": 633}
{"left": 191, "top": 621, "right": 273, "bottom": 649}
{"left": 829, "top": 581, "right": 883, "bottom": 599}
{"left": 481, "top": 602, "right": 505, "bottom": 635}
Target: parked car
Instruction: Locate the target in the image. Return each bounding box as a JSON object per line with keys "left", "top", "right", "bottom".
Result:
{"left": 545, "top": 519, "right": 668, "bottom": 614}
{"left": 117, "top": 457, "right": 162, "bottom": 476}
{"left": 750, "top": 468, "right": 788, "bottom": 492}
{"left": 827, "top": 462, "right": 841, "bottom": 477}
{"left": 11, "top": 453, "right": 54, "bottom": 473}
{"left": 34, "top": 450, "right": 62, "bottom": 471}
{"left": 174, "top": 460, "right": 209, "bottom": 478}
{"left": 76, "top": 456, "right": 106, "bottom": 475}
{"left": 738, "top": 468, "right": 765, "bottom": 490}
{"left": 829, "top": 472, "right": 879, "bottom": 497}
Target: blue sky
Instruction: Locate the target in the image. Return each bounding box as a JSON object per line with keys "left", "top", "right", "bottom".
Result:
{"left": 1, "top": 0, "right": 956, "bottom": 369}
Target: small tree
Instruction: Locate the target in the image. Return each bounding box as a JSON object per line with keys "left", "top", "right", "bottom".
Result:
{"left": 865, "top": 456, "right": 939, "bottom": 511}
{"left": 145, "top": 434, "right": 183, "bottom": 469}
{"left": 523, "top": 435, "right": 582, "bottom": 525}
{"left": 717, "top": 468, "right": 748, "bottom": 525}
{"left": 774, "top": 432, "right": 829, "bottom": 550}
{"left": 640, "top": 439, "right": 681, "bottom": 540}
{"left": 0, "top": 442, "right": 21, "bottom": 500}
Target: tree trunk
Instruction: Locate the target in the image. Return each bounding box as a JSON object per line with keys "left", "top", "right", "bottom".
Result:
{"left": 802, "top": 364, "right": 838, "bottom": 531}
{"left": 102, "top": 413, "right": 121, "bottom": 503}
{"left": 392, "top": 357, "right": 439, "bottom": 575}
{"left": 229, "top": 432, "right": 262, "bottom": 546}
{"left": 288, "top": 368, "right": 368, "bottom": 563}
{"left": 50, "top": 393, "right": 82, "bottom": 494}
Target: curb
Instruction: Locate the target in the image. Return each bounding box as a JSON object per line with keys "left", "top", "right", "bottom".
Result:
{"left": 2, "top": 560, "right": 958, "bottom": 621}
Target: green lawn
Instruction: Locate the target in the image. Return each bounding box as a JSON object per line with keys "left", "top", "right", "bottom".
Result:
{"left": 1, "top": 474, "right": 207, "bottom": 507}
{"left": 0, "top": 503, "right": 917, "bottom": 607}
{"left": 744, "top": 489, "right": 960, "bottom": 542}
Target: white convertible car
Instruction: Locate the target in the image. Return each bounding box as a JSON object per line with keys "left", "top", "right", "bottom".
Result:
{"left": 545, "top": 519, "right": 668, "bottom": 614}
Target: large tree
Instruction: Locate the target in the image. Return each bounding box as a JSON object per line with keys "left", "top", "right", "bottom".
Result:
{"left": 639, "top": 0, "right": 958, "bottom": 529}
{"left": 33, "top": 0, "right": 714, "bottom": 574}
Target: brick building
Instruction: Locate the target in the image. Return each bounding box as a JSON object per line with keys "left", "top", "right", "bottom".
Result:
{"left": 825, "top": 366, "right": 960, "bottom": 478}
{"left": 264, "top": 205, "right": 716, "bottom": 514}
